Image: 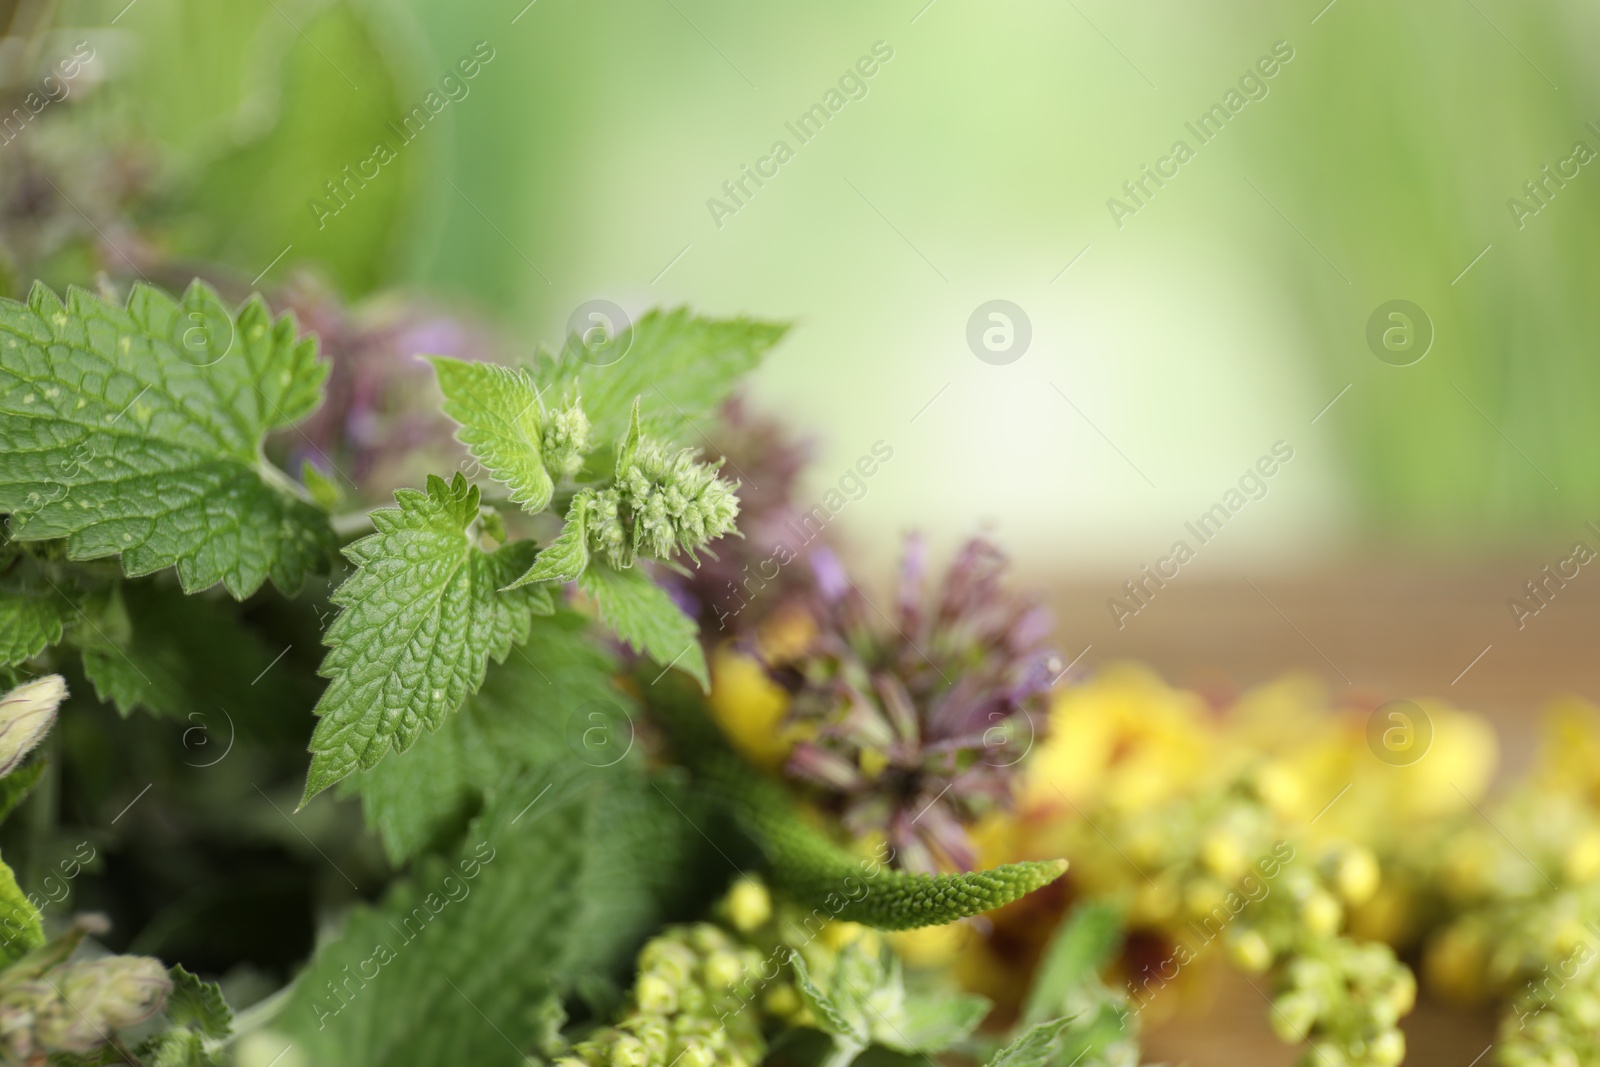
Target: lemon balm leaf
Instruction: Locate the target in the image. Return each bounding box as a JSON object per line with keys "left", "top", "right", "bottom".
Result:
{"left": 301, "top": 474, "right": 554, "bottom": 804}
{"left": 503, "top": 492, "right": 591, "bottom": 590}
{"left": 429, "top": 356, "right": 554, "bottom": 514}
{"left": 579, "top": 562, "right": 708, "bottom": 690}
{"left": 0, "top": 280, "right": 335, "bottom": 598}
{"left": 538, "top": 308, "right": 787, "bottom": 445}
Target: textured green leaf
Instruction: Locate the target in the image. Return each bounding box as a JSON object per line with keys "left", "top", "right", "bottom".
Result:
{"left": 354, "top": 610, "right": 625, "bottom": 864}
{"left": 651, "top": 680, "right": 1067, "bottom": 930}
{"left": 984, "top": 1017, "right": 1077, "bottom": 1067}
{"left": 1022, "top": 900, "right": 1124, "bottom": 1026}
{"left": 0, "top": 281, "right": 334, "bottom": 598}
{"left": 580, "top": 563, "right": 708, "bottom": 690}
{"left": 538, "top": 308, "right": 787, "bottom": 445}
{"left": 503, "top": 493, "right": 591, "bottom": 590}
{"left": 792, "top": 941, "right": 988, "bottom": 1059}
{"left": 270, "top": 769, "right": 710, "bottom": 1067}
{"left": 79, "top": 580, "right": 309, "bottom": 726}
{"left": 430, "top": 356, "right": 553, "bottom": 514}
{"left": 0, "top": 585, "right": 69, "bottom": 668}
{"left": 0, "top": 762, "right": 44, "bottom": 823}
{"left": 0, "top": 850, "right": 43, "bottom": 963}
{"left": 165, "top": 964, "right": 233, "bottom": 1039}
{"left": 894, "top": 991, "right": 992, "bottom": 1053}
{"left": 302, "top": 474, "right": 554, "bottom": 804}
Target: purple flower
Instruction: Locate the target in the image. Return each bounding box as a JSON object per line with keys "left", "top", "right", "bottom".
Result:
{"left": 775, "top": 534, "right": 1062, "bottom": 872}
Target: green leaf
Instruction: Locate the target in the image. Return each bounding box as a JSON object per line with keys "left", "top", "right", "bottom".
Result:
{"left": 430, "top": 356, "right": 554, "bottom": 514}
{"left": 172, "top": 0, "right": 422, "bottom": 297}
{"left": 580, "top": 563, "right": 708, "bottom": 690}
{"left": 354, "top": 610, "right": 626, "bottom": 864}
{"left": 0, "top": 850, "right": 43, "bottom": 963}
{"left": 792, "top": 941, "right": 989, "bottom": 1060}
{"left": 0, "top": 281, "right": 334, "bottom": 598}
{"left": 1022, "top": 900, "right": 1125, "bottom": 1026}
{"left": 504, "top": 493, "right": 591, "bottom": 590}
{"left": 270, "top": 768, "right": 712, "bottom": 1067}
{"left": 302, "top": 474, "right": 554, "bottom": 804}
{"left": 164, "top": 964, "right": 232, "bottom": 1038}
{"left": 790, "top": 948, "right": 871, "bottom": 1047}
{"left": 0, "top": 762, "right": 45, "bottom": 822}
{"left": 302, "top": 459, "right": 344, "bottom": 512}
{"left": 894, "top": 991, "right": 992, "bottom": 1054}
{"left": 0, "top": 582, "right": 70, "bottom": 668}
{"left": 78, "top": 580, "right": 310, "bottom": 725}
{"left": 984, "top": 1017, "right": 1077, "bottom": 1067}
{"left": 538, "top": 308, "right": 787, "bottom": 445}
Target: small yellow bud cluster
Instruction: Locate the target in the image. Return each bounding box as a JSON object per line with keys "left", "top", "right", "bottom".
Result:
{"left": 1269, "top": 942, "right": 1414, "bottom": 1067}
{"left": 562, "top": 923, "right": 767, "bottom": 1067}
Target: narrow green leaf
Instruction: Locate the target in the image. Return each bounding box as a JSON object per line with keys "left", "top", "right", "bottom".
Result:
{"left": 1022, "top": 900, "right": 1125, "bottom": 1026}
{"left": 580, "top": 563, "right": 708, "bottom": 690}
{"left": 302, "top": 473, "right": 554, "bottom": 804}
{"left": 430, "top": 356, "right": 554, "bottom": 514}
{"left": 0, "top": 281, "right": 335, "bottom": 597}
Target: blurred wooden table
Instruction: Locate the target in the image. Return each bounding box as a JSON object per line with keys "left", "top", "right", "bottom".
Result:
{"left": 1041, "top": 559, "right": 1592, "bottom": 1065}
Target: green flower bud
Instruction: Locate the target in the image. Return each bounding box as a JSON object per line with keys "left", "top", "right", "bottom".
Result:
{"left": 1367, "top": 1030, "right": 1405, "bottom": 1067}
{"left": 635, "top": 972, "right": 678, "bottom": 1015}
{"left": 701, "top": 951, "right": 745, "bottom": 990}
{"left": 724, "top": 878, "right": 772, "bottom": 933}
{"left": 1270, "top": 991, "right": 1319, "bottom": 1044}
{"left": 542, "top": 401, "right": 592, "bottom": 482}
{"left": 678, "top": 1038, "right": 716, "bottom": 1067}
{"left": 0, "top": 674, "right": 65, "bottom": 776}
{"left": 609, "top": 1034, "right": 649, "bottom": 1067}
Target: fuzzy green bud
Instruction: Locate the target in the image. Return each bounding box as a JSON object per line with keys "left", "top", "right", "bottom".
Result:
{"left": 635, "top": 972, "right": 678, "bottom": 1015}
{"left": 590, "top": 437, "right": 739, "bottom": 568}
{"left": 0, "top": 674, "right": 65, "bottom": 776}
{"left": 542, "top": 400, "right": 592, "bottom": 482}
{"left": 1270, "top": 991, "right": 1320, "bottom": 1044}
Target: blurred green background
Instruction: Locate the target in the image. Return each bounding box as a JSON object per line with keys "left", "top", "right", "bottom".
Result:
{"left": 17, "top": 0, "right": 1600, "bottom": 576}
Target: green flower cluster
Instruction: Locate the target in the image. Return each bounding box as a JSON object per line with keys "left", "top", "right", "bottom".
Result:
{"left": 589, "top": 438, "right": 739, "bottom": 569}
{"left": 560, "top": 921, "right": 768, "bottom": 1067}
{"left": 540, "top": 398, "right": 592, "bottom": 483}
{"left": 0, "top": 953, "right": 171, "bottom": 1061}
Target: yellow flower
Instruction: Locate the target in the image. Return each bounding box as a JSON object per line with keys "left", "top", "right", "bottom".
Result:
{"left": 707, "top": 644, "right": 792, "bottom": 771}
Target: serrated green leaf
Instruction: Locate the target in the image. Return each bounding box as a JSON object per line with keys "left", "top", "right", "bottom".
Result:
{"left": 271, "top": 768, "right": 711, "bottom": 1067}
{"left": 0, "top": 849, "right": 43, "bottom": 963}
{"left": 0, "top": 281, "right": 335, "bottom": 598}
{"left": 539, "top": 308, "right": 787, "bottom": 446}
{"left": 790, "top": 948, "right": 871, "bottom": 1046}
{"left": 78, "top": 580, "right": 310, "bottom": 726}
{"left": 0, "top": 587, "right": 69, "bottom": 667}
{"left": 580, "top": 563, "right": 708, "bottom": 690}
{"left": 354, "top": 610, "right": 625, "bottom": 864}
{"left": 893, "top": 991, "right": 992, "bottom": 1054}
{"left": 165, "top": 964, "right": 233, "bottom": 1039}
{"left": 503, "top": 493, "right": 590, "bottom": 590}
{"left": 302, "top": 474, "right": 555, "bottom": 804}
{"left": 985, "top": 1017, "right": 1077, "bottom": 1067}
{"left": 1022, "top": 900, "right": 1125, "bottom": 1026}
{"left": 430, "top": 356, "right": 554, "bottom": 514}
{"left": 0, "top": 762, "right": 45, "bottom": 822}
